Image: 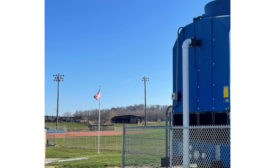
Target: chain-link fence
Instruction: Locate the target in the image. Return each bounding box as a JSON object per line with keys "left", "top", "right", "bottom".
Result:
{"left": 63, "top": 131, "right": 122, "bottom": 151}
{"left": 171, "top": 126, "right": 230, "bottom": 168}
{"left": 46, "top": 134, "right": 56, "bottom": 146}
{"left": 122, "top": 125, "right": 230, "bottom": 168}
{"left": 45, "top": 125, "right": 123, "bottom": 151}
{"left": 122, "top": 126, "right": 170, "bottom": 167}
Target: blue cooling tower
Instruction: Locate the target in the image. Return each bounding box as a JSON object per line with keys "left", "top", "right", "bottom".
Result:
{"left": 172, "top": 0, "right": 230, "bottom": 126}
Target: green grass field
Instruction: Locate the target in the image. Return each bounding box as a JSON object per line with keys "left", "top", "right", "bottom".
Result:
{"left": 61, "top": 135, "right": 122, "bottom": 151}
{"left": 46, "top": 147, "right": 121, "bottom": 168}
{"left": 46, "top": 121, "right": 166, "bottom": 168}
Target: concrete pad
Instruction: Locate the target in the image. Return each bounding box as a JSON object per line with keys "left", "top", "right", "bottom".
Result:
{"left": 45, "top": 157, "right": 88, "bottom": 164}
{"left": 45, "top": 158, "right": 61, "bottom": 164}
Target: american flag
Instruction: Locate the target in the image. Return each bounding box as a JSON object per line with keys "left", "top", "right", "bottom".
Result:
{"left": 94, "top": 89, "right": 101, "bottom": 100}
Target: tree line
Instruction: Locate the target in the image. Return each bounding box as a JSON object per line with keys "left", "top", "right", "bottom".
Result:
{"left": 62, "top": 104, "right": 169, "bottom": 123}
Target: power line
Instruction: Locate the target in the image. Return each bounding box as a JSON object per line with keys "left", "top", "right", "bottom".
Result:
{"left": 53, "top": 73, "right": 64, "bottom": 130}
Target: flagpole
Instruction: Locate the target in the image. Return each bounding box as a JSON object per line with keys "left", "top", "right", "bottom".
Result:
{"left": 97, "top": 93, "right": 101, "bottom": 154}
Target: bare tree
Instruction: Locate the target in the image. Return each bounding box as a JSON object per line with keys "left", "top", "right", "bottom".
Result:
{"left": 63, "top": 112, "right": 72, "bottom": 117}
{"left": 71, "top": 104, "right": 169, "bottom": 122}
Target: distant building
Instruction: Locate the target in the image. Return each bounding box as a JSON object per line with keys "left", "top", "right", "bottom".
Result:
{"left": 111, "top": 115, "right": 144, "bottom": 124}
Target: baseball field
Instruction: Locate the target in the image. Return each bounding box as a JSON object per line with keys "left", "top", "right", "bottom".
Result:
{"left": 45, "top": 122, "right": 165, "bottom": 168}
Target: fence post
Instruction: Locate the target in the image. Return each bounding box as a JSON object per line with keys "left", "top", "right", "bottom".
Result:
{"left": 165, "top": 126, "right": 168, "bottom": 164}
{"left": 183, "top": 127, "right": 190, "bottom": 168}
{"left": 116, "top": 135, "right": 118, "bottom": 151}
{"left": 85, "top": 135, "right": 87, "bottom": 147}
{"left": 169, "top": 127, "right": 173, "bottom": 168}
{"left": 94, "top": 136, "right": 96, "bottom": 150}
{"left": 78, "top": 133, "right": 80, "bottom": 147}
{"left": 122, "top": 126, "right": 126, "bottom": 168}
{"left": 63, "top": 132, "right": 65, "bottom": 147}
{"left": 105, "top": 136, "right": 106, "bottom": 150}
{"left": 104, "top": 136, "right": 107, "bottom": 149}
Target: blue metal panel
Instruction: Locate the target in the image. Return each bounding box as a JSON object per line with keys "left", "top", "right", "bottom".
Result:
{"left": 195, "top": 18, "right": 213, "bottom": 111}
{"left": 221, "top": 144, "right": 230, "bottom": 167}
{"left": 212, "top": 16, "right": 230, "bottom": 111}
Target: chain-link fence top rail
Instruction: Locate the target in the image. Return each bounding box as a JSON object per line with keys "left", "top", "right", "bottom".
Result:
{"left": 122, "top": 125, "right": 230, "bottom": 168}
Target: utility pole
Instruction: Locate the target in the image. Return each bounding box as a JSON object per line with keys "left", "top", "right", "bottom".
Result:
{"left": 142, "top": 76, "right": 149, "bottom": 126}
{"left": 53, "top": 73, "right": 64, "bottom": 130}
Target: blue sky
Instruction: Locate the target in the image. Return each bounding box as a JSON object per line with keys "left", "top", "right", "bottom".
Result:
{"left": 45, "top": 0, "right": 211, "bottom": 115}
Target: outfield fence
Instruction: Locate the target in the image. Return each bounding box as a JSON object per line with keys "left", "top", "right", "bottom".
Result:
{"left": 122, "top": 126, "right": 169, "bottom": 168}
{"left": 122, "top": 125, "right": 230, "bottom": 168}
{"left": 46, "top": 134, "right": 56, "bottom": 146}
{"left": 63, "top": 131, "right": 122, "bottom": 151}
{"left": 46, "top": 125, "right": 123, "bottom": 152}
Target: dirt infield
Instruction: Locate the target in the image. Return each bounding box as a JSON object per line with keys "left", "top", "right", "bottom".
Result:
{"left": 47, "top": 130, "right": 143, "bottom": 138}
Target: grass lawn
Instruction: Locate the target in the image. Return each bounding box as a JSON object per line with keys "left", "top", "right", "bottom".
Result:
{"left": 45, "top": 122, "right": 90, "bottom": 131}
{"left": 46, "top": 147, "right": 121, "bottom": 168}
{"left": 61, "top": 135, "right": 122, "bottom": 151}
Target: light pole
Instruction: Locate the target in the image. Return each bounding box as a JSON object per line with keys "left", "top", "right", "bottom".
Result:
{"left": 142, "top": 76, "right": 149, "bottom": 126}
{"left": 53, "top": 73, "right": 64, "bottom": 130}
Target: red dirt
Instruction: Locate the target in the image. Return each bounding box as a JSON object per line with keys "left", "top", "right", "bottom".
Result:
{"left": 47, "top": 130, "right": 122, "bottom": 138}
{"left": 47, "top": 130, "right": 141, "bottom": 138}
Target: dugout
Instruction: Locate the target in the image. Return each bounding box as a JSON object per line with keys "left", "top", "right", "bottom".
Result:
{"left": 111, "top": 115, "right": 144, "bottom": 124}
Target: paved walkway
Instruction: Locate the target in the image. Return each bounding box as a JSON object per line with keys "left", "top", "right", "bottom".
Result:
{"left": 45, "top": 157, "right": 88, "bottom": 164}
